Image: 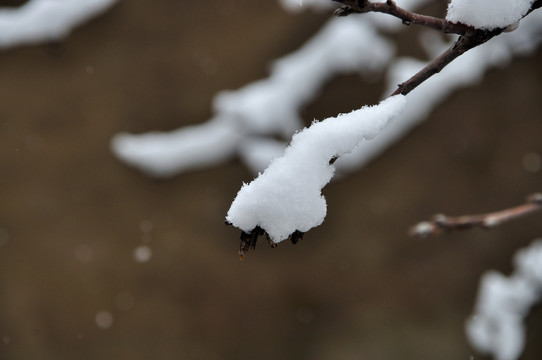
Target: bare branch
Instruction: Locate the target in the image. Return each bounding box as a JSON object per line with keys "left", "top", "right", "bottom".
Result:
{"left": 333, "top": 0, "right": 504, "bottom": 96}
{"left": 410, "top": 193, "right": 542, "bottom": 237}
{"left": 391, "top": 29, "right": 500, "bottom": 96}
{"left": 333, "top": 0, "right": 475, "bottom": 35}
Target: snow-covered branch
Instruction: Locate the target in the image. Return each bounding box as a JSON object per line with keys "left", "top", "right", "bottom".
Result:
{"left": 226, "top": 96, "right": 407, "bottom": 257}
{"left": 0, "top": 0, "right": 118, "bottom": 49}
{"left": 466, "top": 239, "right": 542, "bottom": 360}
{"left": 446, "top": 0, "right": 539, "bottom": 30}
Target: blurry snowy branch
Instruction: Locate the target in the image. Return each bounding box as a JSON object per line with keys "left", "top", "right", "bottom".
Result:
{"left": 112, "top": 13, "right": 396, "bottom": 177}
{"left": 466, "top": 239, "right": 542, "bottom": 360}
{"left": 227, "top": 95, "right": 407, "bottom": 256}
{"left": 410, "top": 193, "right": 542, "bottom": 237}
{"left": 0, "top": 0, "right": 118, "bottom": 49}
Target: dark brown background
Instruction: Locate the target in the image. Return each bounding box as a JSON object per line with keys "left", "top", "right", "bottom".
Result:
{"left": 0, "top": 1, "right": 541, "bottom": 359}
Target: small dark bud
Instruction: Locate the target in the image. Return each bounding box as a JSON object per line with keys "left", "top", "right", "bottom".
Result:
{"left": 290, "top": 230, "right": 304, "bottom": 245}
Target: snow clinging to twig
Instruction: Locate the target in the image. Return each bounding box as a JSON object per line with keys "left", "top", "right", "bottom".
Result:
{"left": 226, "top": 95, "right": 407, "bottom": 242}
{"left": 446, "top": 0, "right": 535, "bottom": 30}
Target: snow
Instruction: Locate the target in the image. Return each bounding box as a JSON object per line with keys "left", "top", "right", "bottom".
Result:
{"left": 0, "top": 0, "right": 118, "bottom": 49}
{"left": 466, "top": 239, "right": 542, "bottom": 360}
{"left": 226, "top": 95, "right": 406, "bottom": 242}
{"left": 515, "top": 240, "right": 542, "bottom": 285}
{"left": 446, "top": 0, "right": 535, "bottom": 30}
{"left": 111, "top": 117, "right": 242, "bottom": 177}
{"left": 410, "top": 221, "right": 435, "bottom": 236}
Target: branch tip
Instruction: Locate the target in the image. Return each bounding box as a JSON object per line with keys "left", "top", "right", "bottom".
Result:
{"left": 410, "top": 193, "right": 542, "bottom": 237}
{"left": 237, "top": 227, "right": 304, "bottom": 258}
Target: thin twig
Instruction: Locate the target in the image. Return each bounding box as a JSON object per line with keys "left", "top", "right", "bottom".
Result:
{"left": 333, "top": 0, "right": 475, "bottom": 35}
{"left": 391, "top": 30, "right": 500, "bottom": 96}
{"left": 410, "top": 193, "right": 542, "bottom": 237}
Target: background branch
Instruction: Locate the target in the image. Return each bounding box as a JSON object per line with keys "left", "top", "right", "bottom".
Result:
{"left": 410, "top": 193, "right": 542, "bottom": 237}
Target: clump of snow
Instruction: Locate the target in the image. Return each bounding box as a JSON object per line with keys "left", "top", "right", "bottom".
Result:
{"left": 446, "top": 0, "right": 535, "bottom": 30}
{"left": 466, "top": 239, "right": 542, "bottom": 360}
{"left": 226, "top": 95, "right": 406, "bottom": 242}
{"left": 515, "top": 239, "right": 542, "bottom": 285}
{"left": 0, "top": 0, "right": 118, "bottom": 49}
{"left": 409, "top": 221, "right": 435, "bottom": 236}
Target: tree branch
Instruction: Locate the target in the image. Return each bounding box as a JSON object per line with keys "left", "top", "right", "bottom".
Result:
{"left": 391, "top": 29, "right": 500, "bottom": 96}
{"left": 409, "top": 193, "right": 542, "bottom": 237}
{"left": 333, "top": 0, "right": 504, "bottom": 96}
{"left": 333, "top": 0, "right": 475, "bottom": 35}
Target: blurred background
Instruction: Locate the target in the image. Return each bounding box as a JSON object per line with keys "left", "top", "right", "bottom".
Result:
{"left": 0, "top": 1, "right": 541, "bottom": 359}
